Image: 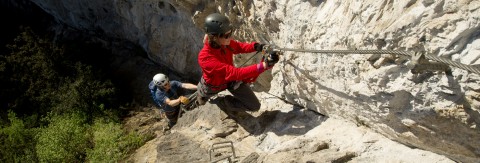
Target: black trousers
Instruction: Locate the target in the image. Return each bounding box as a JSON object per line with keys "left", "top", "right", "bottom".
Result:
{"left": 164, "top": 109, "right": 179, "bottom": 127}
{"left": 197, "top": 77, "right": 261, "bottom": 111}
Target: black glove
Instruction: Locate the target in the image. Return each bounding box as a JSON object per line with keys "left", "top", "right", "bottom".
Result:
{"left": 266, "top": 51, "right": 280, "bottom": 67}
{"left": 254, "top": 43, "right": 265, "bottom": 52}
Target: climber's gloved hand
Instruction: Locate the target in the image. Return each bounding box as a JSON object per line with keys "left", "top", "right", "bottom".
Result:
{"left": 179, "top": 96, "right": 189, "bottom": 105}
{"left": 266, "top": 51, "right": 280, "bottom": 67}
{"left": 254, "top": 43, "right": 265, "bottom": 52}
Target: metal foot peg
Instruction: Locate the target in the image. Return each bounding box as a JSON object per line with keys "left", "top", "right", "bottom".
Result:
{"left": 209, "top": 141, "right": 237, "bottom": 163}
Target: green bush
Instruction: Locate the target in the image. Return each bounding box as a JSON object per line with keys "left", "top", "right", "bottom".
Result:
{"left": 51, "top": 63, "right": 116, "bottom": 119}
{"left": 1, "top": 27, "right": 66, "bottom": 116}
{"left": 1, "top": 27, "right": 117, "bottom": 118}
{"left": 0, "top": 111, "right": 38, "bottom": 162}
{"left": 0, "top": 27, "right": 148, "bottom": 162}
{"left": 36, "top": 112, "right": 88, "bottom": 162}
{"left": 87, "top": 118, "right": 146, "bottom": 162}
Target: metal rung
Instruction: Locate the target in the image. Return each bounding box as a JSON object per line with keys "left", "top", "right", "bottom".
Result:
{"left": 209, "top": 141, "right": 236, "bottom": 163}
{"left": 211, "top": 144, "right": 234, "bottom": 149}
{"left": 211, "top": 155, "right": 233, "bottom": 163}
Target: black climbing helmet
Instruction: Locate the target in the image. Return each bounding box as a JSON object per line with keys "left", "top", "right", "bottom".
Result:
{"left": 204, "top": 13, "right": 233, "bottom": 35}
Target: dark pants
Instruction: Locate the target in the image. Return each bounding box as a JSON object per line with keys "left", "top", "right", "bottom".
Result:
{"left": 197, "top": 78, "right": 261, "bottom": 111}
{"left": 164, "top": 109, "right": 179, "bottom": 127}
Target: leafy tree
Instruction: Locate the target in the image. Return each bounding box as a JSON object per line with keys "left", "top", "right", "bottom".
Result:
{"left": 1, "top": 27, "right": 118, "bottom": 119}
{"left": 0, "top": 27, "right": 66, "bottom": 117}
{"left": 0, "top": 27, "right": 148, "bottom": 162}
{"left": 50, "top": 62, "right": 117, "bottom": 121}
{"left": 87, "top": 118, "right": 146, "bottom": 162}
{"left": 36, "top": 112, "right": 88, "bottom": 162}
{"left": 0, "top": 111, "right": 38, "bottom": 162}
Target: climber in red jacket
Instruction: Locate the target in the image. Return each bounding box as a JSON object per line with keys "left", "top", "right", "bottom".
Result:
{"left": 196, "top": 13, "right": 280, "bottom": 112}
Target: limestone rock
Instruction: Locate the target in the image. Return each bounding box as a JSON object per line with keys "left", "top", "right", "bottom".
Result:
{"left": 28, "top": 0, "right": 480, "bottom": 162}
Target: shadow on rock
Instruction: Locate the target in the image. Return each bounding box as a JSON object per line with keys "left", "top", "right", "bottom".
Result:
{"left": 211, "top": 96, "right": 327, "bottom": 136}
{"left": 384, "top": 88, "right": 480, "bottom": 162}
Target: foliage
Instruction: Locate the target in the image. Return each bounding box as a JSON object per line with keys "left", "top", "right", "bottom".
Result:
{"left": 0, "top": 27, "right": 118, "bottom": 119}
{"left": 36, "top": 112, "right": 89, "bottom": 162}
{"left": 0, "top": 27, "right": 66, "bottom": 116}
{"left": 51, "top": 62, "right": 116, "bottom": 119}
{"left": 0, "top": 111, "right": 38, "bottom": 162}
{"left": 0, "top": 28, "right": 148, "bottom": 162}
{"left": 86, "top": 118, "right": 146, "bottom": 162}
{"left": 34, "top": 113, "right": 146, "bottom": 163}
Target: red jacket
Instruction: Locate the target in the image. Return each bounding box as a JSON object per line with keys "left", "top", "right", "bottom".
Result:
{"left": 198, "top": 39, "right": 261, "bottom": 89}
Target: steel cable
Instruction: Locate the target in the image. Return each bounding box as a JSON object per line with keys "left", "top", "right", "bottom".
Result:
{"left": 253, "top": 25, "right": 480, "bottom": 74}
{"left": 277, "top": 48, "right": 480, "bottom": 75}
{"left": 424, "top": 54, "right": 480, "bottom": 74}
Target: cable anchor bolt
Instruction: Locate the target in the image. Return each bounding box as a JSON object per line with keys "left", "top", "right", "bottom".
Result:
{"left": 407, "top": 52, "right": 452, "bottom": 75}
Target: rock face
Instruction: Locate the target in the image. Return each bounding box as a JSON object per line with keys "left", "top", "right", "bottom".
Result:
{"left": 126, "top": 93, "right": 454, "bottom": 163}
{"left": 31, "top": 0, "right": 205, "bottom": 79}
{"left": 29, "top": 0, "right": 480, "bottom": 162}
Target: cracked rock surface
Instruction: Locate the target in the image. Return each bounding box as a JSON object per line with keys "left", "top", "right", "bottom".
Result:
{"left": 28, "top": 0, "right": 480, "bottom": 162}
